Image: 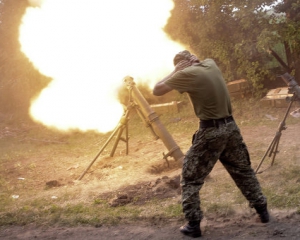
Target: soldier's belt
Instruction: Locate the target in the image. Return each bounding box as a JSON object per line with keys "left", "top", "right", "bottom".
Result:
{"left": 200, "top": 116, "right": 234, "bottom": 128}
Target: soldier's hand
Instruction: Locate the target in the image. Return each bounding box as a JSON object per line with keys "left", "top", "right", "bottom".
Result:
{"left": 174, "top": 60, "right": 192, "bottom": 72}
{"left": 189, "top": 55, "right": 199, "bottom": 63}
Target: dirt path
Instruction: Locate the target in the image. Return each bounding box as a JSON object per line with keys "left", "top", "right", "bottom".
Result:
{"left": 1, "top": 209, "right": 300, "bottom": 239}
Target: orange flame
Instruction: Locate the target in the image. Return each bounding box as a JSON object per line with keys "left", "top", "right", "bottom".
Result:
{"left": 20, "top": 0, "right": 184, "bottom": 133}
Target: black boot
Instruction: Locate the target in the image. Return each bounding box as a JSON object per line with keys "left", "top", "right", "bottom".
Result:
{"left": 179, "top": 220, "right": 201, "bottom": 238}
{"left": 255, "top": 204, "right": 269, "bottom": 223}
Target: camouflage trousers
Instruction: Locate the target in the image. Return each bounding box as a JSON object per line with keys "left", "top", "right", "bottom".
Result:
{"left": 181, "top": 121, "right": 267, "bottom": 222}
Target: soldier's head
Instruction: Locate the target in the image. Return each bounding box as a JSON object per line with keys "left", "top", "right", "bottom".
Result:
{"left": 173, "top": 50, "right": 199, "bottom": 66}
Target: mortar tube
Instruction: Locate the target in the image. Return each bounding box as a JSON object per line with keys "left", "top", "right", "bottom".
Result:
{"left": 123, "top": 76, "right": 184, "bottom": 162}
{"left": 281, "top": 73, "right": 300, "bottom": 100}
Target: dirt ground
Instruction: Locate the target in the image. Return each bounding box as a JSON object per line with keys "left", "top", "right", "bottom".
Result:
{"left": 1, "top": 112, "right": 300, "bottom": 239}
{"left": 1, "top": 211, "right": 300, "bottom": 240}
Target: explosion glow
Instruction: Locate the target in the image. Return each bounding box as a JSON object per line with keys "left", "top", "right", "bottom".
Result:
{"left": 19, "top": 0, "right": 184, "bottom": 133}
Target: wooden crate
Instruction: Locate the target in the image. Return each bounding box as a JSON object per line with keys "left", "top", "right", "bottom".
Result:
{"left": 260, "top": 87, "right": 293, "bottom": 108}
{"left": 227, "top": 79, "right": 249, "bottom": 92}
{"left": 227, "top": 79, "right": 250, "bottom": 99}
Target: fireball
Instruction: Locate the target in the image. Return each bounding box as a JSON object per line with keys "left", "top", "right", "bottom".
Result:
{"left": 19, "top": 0, "right": 184, "bottom": 133}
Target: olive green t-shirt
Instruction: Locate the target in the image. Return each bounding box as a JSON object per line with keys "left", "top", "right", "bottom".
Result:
{"left": 165, "top": 59, "right": 232, "bottom": 120}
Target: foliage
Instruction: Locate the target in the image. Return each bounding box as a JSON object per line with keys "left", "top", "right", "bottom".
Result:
{"left": 273, "top": 0, "right": 300, "bottom": 79}
{"left": 165, "top": 0, "right": 300, "bottom": 94}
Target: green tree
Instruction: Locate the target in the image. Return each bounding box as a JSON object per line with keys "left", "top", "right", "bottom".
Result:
{"left": 165, "top": 0, "right": 294, "bottom": 94}
{"left": 273, "top": 0, "right": 300, "bottom": 80}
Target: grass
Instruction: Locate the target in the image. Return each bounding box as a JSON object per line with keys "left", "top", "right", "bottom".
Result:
{"left": 260, "top": 164, "right": 300, "bottom": 209}
{"left": 1, "top": 97, "right": 300, "bottom": 227}
{"left": 0, "top": 201, "right": 141, "bottom": 226}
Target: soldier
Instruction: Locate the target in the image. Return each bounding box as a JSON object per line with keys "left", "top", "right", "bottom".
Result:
{"left": 153, "top": 50, "right": 269, "bottom": 238}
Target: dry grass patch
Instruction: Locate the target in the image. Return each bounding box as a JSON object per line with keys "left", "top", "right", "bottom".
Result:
{"left": 1, "top": 98, "right": 300, "bottom": 227}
